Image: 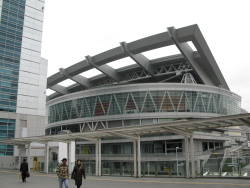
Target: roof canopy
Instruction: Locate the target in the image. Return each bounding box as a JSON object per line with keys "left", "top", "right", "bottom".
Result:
{"left": 47, "top": 24, "right": 229, "bottom": 101}
{"left": 1, "top": 113, "right": 250, "bottom": 146}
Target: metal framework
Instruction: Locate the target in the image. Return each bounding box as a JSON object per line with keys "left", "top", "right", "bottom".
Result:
{"left": 181, "top": 73, "right": 197, "bottom": 84}
{"left": 1, "top": 113, "right": 250, "bottom": 178}
{"left": 47, "top": 89, "right": 240, "bottom": 124}
{"left": 120, "top": 41, "right": 159, "bottom": 81}
{"left": 47, "top": 24, "right": 229, "bottom": 101}
{"left": 59, "top": 68, "right": 94, "bottom": 88}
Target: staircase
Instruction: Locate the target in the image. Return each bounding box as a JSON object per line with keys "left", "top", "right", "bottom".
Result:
{"left": 203, "top": 149, "right": 224, "bottom": 174}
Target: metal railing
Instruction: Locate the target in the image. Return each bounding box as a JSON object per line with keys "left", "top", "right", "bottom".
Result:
{"left": 42, "top": 156, "right": 250, "bottom": 178}
{"left": 76, "top": 151, "right": 211, "bottom": 158}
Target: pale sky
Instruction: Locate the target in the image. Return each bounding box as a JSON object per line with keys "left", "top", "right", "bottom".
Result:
{"left": 41, "top": 0, "right": 250, "bottom": 112}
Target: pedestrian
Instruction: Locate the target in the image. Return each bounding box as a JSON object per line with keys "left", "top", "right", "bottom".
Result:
{"left": 71, "top": 159, "right": 86, "bottom": 188}
{"left": 56, "top": 158, "right": 69, "bottom": 188}
{"left": 20, "top": 158, "right": 29, "bottom": 182}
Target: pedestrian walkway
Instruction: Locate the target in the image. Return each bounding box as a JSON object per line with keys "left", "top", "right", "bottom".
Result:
{"left": 0, "top": 168, "right": 250, "bottom": 188}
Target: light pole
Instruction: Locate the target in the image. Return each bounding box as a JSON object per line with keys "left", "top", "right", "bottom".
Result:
{"left": 176, "top": 147, "right": 179, "bottom": 176}
{"left": 236, "top": 141, "right": 239, "bottom": 159}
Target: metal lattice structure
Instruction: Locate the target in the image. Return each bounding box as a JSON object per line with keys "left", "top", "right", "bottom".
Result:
{"left": 47, "top": 88, "right": 241, "bottom": 124}
{"left": 47, "top": 24, "right": 230, "bottom": 101}
{"left": 181, "top": 73, "right": 197, "bottom": 84}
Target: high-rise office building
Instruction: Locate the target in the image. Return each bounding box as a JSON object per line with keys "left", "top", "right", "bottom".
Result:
{"left": 0, "top": 0, "right": 47, "bottom": 156}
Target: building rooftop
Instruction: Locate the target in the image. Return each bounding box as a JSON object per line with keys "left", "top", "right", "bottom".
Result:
{"left": 47, "top": 24, "right": 229, "bottom": 101}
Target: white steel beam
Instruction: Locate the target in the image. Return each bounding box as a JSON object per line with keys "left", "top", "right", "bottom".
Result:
{"left": 59, "top": 68, "right": 94, "bottom": 88}
{"left": 67, "top": 135, "right": 98, "bottom": 142}
{"left": 130, "top": 92, "right": 139, "bottom": 112}
{"left": 137, "top": 135, "right": 141, "bottom": 177}
{"left": 67, "top": 142, "right": 72, "bottom": 174}
{"left": 238, "top": 118, "right": 250, "bottom": 127}
{"left": 108, "top": 132, "right": 137, "bottom": 140}
{"left": 44, "top": 143, "right": 49, "bottom": 174}
{"left": 98, "top": 139, "right": 101, "bottom": 176}
{"left": 190, "top": 134, "right": 195, "bottom": 178}
{"left": 85, "top": 55, "right": 121, "bottom": 82}
{"left": 133, "top": 140, "right": 137, "bottom": 177}
{"left": 167, "top": 26, "right": 212, "bottom": 85}
{"left": 163, "top": 127, "right": 191, "bottom": 137}
{"left": 120, "top": 42, "right": 159, "bottom": 82}
{"left": 48, "top": 84, "right": 69, "bottom": 95}
{"left": 185, "top": 137, "right": 190, "bottom": 178}
{"left": 27, "top": 143, "right": 31, "bottom": 172}
{"left": 95, "top": 141, "right": 99, "bottom": 176}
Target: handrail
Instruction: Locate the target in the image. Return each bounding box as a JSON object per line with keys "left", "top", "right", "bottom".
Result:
{"left": 219, "top": 150, "right": 227, "bottom": 175}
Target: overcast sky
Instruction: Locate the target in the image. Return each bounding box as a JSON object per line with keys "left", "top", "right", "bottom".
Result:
{"left": 41, "top": 0, "right": 250, "bottom": 112}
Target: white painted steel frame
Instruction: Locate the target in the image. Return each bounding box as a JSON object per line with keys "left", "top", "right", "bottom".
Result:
{"left": 47, "top": 24, "right": 230, "bottom": 101}
{"left": 1, "top": 113, "right": 250, "bottom": 178}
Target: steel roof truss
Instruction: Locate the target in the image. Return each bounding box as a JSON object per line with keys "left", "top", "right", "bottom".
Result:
{"left": 162, "top": 126, "right": 191, "bottom": 137}
{"left": 120, "top": 42, "right": 159, "bottom": 82}
{"left": 163, "top": 127, "right": 191, "bottom": 137}
{"left": 59, "top": 68, "right": 94, "bottom": 88}
{"left": 85, "top": 55, "right": 122, "bottom": 82}
{"left": 167, "top": 27, "right": 205, "bottom": 85}
{"left": 1, "top": 114, "right": 250, "bottom": 146}
{"left": 108, "top": 132, "right": 137, "bottom": 140}
{"left": 48, "top": 84, "right": 69, "bottom": 95}
{"left": 67, "top": 134, "right": 97, "bottom": 142}
{"left": 238, "top": 118, "right": 250, "bottom": 127}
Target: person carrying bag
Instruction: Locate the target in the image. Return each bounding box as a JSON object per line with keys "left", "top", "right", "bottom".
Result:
{"left": 71, "top": 159, "right": 86, "bottom": 188}
{"left": 20, "top": 158, "right": 29, "bottom": 182}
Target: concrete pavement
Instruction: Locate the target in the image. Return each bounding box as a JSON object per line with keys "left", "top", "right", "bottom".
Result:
{"left": 0, "top": 168, "right": 250, "bottom": 188}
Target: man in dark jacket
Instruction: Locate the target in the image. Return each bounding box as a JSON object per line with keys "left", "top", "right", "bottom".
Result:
{"left": 20, "top": 159, "right": 29, "bottom": 182}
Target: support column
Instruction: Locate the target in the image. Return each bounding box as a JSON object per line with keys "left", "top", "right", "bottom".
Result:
{"left": 98, "top": 139, "right": 101, "bottom": 176}
{"left": 18, "top": 146, "right": 21, "bottom": 170}
{"left": 137, "top": 135, "right": 141, "bottom": 177}
{"left": 190, "top": 134, "right": 195, "bottom": 178}
{"left": 185, "top": 137, "right": 190, "bottom": 178}
{"left": 95, "top": 141, "right": 99, "bottom": 176}
{"left": 67, "top": 142, "right": 72, "bottom": 174}
{"left": 196, "top": 160, "right": 201, "bottom": 174}
{"left": 67, "top": 143, "right": 70, "bottom": 164}
{"left": 27, "top": 143, "right": 31, "bottom": 172}
{"left": 133, "top": 140, "right": 137, "bottom": 177}
{"left": 44, "top": 143, "right": 49, "bottom": 174}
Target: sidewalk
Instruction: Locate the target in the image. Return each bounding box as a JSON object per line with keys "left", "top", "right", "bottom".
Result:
{"left": 0, "top": 168, "right": 250, "bottom": 188}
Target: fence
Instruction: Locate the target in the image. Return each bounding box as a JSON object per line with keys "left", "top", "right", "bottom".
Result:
{"left": 41, "top": 157, "right": 250, "bottom": 178}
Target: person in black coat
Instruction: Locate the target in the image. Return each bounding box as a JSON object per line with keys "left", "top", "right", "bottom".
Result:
{"left": 20, "top": 159, "right": 29, "bottom": 182}
{"left": 71, "top": 159, "right": 86, "bottom": 188}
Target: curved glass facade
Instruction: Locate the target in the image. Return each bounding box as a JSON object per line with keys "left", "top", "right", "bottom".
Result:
{"left": 47, "top": 90, "right": 241, "bottom": 124}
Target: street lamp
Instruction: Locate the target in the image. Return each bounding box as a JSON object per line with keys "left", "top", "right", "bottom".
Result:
{"left": 235, "top": 141, "right": 239, "bottom": 159}
{"left": 176, "top": 147, "right": 179, "bottom": 176}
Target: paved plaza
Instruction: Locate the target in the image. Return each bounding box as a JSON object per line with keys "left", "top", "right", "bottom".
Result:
{"left": 0, "top": 169, "right": 250, "bottom": 188}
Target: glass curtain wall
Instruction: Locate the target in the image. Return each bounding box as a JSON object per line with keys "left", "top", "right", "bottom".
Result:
{"left": 0, "top": 0, "right": 26, "bottom": 112}
{"left": 47, "top": 90, "right": 241, "bottom": 124}
{"left": 0, "top": 118, "right": 15, "bottom": 155}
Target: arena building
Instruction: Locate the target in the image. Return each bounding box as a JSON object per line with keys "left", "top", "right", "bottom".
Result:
{"left": 45, "top": 24, "right": 249, "bottom": 177}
